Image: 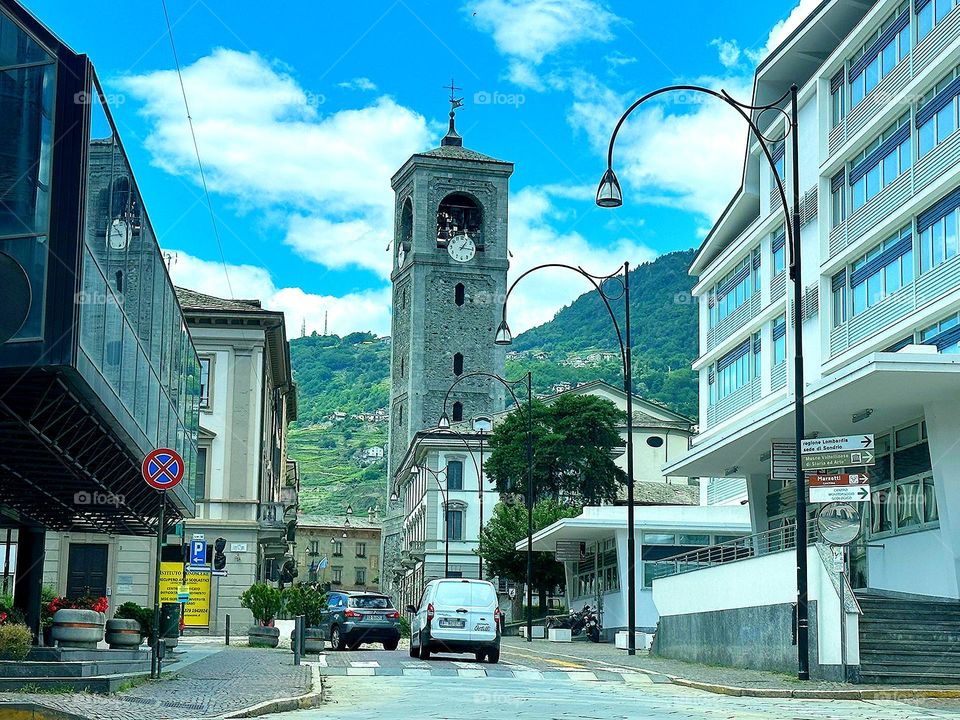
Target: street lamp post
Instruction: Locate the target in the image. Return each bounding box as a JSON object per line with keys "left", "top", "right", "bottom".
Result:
{"left": 439, "top": 370, "right": 535, "bottom": 642}
{"left": 596, "top": 84, "right": 807, "bottom": 678}
{"left": 496, "top": 265, "right": 635, "bottom": 651}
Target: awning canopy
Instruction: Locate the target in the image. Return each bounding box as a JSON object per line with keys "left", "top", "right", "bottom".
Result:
{"left": 666, "top": 351, "right": 960, "bottom": 480}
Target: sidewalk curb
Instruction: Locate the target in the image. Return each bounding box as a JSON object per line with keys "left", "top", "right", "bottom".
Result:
{"left": 671, "top": 677, "right": 960, "bottom": 700}
{"left": 220, "top": 665, "right": 325, "bottom": 718}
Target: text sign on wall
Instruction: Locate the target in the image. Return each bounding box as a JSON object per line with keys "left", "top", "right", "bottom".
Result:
{"left": 555, "top": 541, "right": 586, "bottom": 562}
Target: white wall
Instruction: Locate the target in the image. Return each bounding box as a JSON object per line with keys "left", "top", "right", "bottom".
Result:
{"left": 653, "top": 546, "right": 858, "bottom": 666}
{"left": 867, "top": 529, "right": 959, "bottom": 599}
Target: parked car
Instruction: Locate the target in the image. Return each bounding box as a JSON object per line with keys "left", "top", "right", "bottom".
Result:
{"left": 318, "top": 591, "right": 401, "bottom": 651}
{"left": 407, "top": 579, "right": 501, "bottom": 663}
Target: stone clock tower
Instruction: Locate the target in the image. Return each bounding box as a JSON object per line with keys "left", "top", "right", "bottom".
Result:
{"left": 381, "top": 100, "right": 513, "bottom": 593}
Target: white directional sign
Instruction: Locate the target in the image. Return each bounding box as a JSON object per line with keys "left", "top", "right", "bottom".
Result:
{"left": 801, "top": 435, "right": 874, "bottom": 454}
{"left": 771, "top": 441, "right": 797, "bottom": 481}
{"left": 810, "top": 485, "right": 872, "bottom": 503}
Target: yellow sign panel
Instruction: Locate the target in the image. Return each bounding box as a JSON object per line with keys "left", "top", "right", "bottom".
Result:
{"left": 159, "top": 561, "right": 211, "bottom": 627}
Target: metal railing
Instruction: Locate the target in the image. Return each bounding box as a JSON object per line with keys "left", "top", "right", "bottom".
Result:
{"left": 649, "top": 519, "right": 821, "bottom": 579}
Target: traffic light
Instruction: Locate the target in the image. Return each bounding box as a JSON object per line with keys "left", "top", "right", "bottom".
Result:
{"left": 213, "top": 537, "right": 227, "bottom": 571}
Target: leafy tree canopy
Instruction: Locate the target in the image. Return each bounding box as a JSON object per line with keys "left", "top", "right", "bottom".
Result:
{"left": 485, "top": 394, "right": 627, "bottom": 505}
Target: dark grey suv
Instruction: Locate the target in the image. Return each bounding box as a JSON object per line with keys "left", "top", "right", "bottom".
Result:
{"left": 319, "top": 591, "right": 401, "bottom": 650}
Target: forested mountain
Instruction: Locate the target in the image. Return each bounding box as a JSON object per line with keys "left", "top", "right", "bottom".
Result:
{"left": 288, "top": 249, "right": 700, "bottom": 515}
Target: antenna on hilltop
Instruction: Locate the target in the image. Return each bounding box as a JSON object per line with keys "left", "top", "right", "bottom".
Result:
{"left": 324, "top": 311, "right": 329, "bottom": 336}
{"left": 301, "top": 317, "right": 306, "bottom": 338}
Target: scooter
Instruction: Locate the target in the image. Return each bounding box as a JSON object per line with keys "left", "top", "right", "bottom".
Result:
{"left": 583, "top": 606, "right": 601, "bottom": 643}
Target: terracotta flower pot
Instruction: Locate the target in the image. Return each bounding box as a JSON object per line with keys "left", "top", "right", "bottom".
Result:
{"left": 248, "top": 625, "right": 280, "bottom": 648}
{"left": 51, "top": 609, "right": 105, "bottom": 649}
{"left": 105, "top": 618, "right": 143, "bottom": 649}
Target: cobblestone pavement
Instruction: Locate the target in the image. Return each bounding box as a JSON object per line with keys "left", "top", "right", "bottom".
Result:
{"left": 501, "top": 636, "right": 960, "bottom": 694}
{"left": 0, "top": 646, "right": 313, "bottom": 720}
{"left": 280, "top": 675, "right": 960, "bottom": 720}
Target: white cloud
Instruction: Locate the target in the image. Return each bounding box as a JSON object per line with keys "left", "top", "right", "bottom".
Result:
{"left": 710, "top": 38, "right": 742, "bottom": 69}
{"left": 118, "top": 49, "right": 432, "bottom": 278}
{"left": 567, "top": 71, "right": 751, "bottom": 222}
{"left": 167, "top": 250, "right": 392, "bottom": 337}
{"left": 748, "top": 0, "right": 822, "bottom": 64}
{"left": 505, "top": 185, "right": 657, "bottom": 334}
{"left": 338, "top": 77, "right": 378, "bottom": 91}
{"left": 470, "top": 0, "right": 619, "bottom": 88}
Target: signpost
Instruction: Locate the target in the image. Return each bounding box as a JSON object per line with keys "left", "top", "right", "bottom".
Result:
{"left": 770, "top": 441, "right": 797, "bottom": 481}
{"left": 142, "top": 447, "right": 185, "bottom": 679}
{"left": 190, "top": 537, "right": 207, "bottom": 566}
{"left": 800, "top": 434, "right": 875, "bottom": 471}
{"left": 808, "top": 473, "right": 871, "bottom": 503}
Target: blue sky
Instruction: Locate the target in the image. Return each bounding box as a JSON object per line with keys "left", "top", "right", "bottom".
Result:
{"left": 24, "top": 0, "right": 810, "bottom": 335}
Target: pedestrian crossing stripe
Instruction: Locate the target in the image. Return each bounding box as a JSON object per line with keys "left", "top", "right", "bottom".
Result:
{"left": 349, "top": 661, "right": 380, "bottom": 668}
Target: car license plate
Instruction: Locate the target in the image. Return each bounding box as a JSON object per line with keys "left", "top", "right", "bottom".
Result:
{"left": 439, "top": 618, "right": 465, "bottom": 628}
{"left": 474, "top": 623, "right": 490, "bottom": 632}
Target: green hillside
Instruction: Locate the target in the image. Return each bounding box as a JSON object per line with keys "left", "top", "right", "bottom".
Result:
{"left": 288, "top": 249, "right": 700, "bottom": 515}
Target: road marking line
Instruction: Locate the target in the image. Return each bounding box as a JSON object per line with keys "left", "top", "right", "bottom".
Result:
{"left": 502, "top": 644, "right": 654, "bottom": 677}
{"left": 346, "top": 667, "right": 376, "bottom": 676}
{"left": 622, "top": 673, "right": 653, "bottom": 684}
{"left": 304, "top": 657, "right": 328, "bottom": 667}
{"left": 457, "top": 669, "right": 487, "bottom": 678}
{"left": 511, "top": 670, "right": 544, "bottom": 681}
{"left": 402, "top": 668, "right": 432, "bottom": 677}
{"left": 350, "top": 661, "right": 380, "bottom": 668}
{"left": 565, "top": 671, "right": 598, "bottom": 681}
{"left": 451, "top": 661, "right": 482, "bottom": 669}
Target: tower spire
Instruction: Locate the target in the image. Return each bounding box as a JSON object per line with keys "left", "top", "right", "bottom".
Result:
{"left": 442, "top": 78, "right": 463, "bottom": 147}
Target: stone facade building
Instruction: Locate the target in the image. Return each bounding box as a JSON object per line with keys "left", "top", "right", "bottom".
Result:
{"left": 296, "top": 511, "right": 381, "bottom": 592}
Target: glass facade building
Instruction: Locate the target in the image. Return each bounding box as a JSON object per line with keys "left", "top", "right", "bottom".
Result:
{"left": 0, "top": 1, "right": 199, "bottom": 533}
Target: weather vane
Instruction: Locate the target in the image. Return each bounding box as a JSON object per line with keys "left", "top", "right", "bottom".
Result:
{"left": 444, "top": 78, "right": 464, "bottom": 112}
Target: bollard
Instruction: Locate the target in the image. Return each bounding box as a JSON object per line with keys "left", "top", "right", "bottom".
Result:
{"left": 293, "top": 615, "right": 302, "bottom": 666}
{"left": 225, "top": 614, "right": 230, "bottom": 646}
{"left": 298, "top": 614, "right": 306, "bottom": 656}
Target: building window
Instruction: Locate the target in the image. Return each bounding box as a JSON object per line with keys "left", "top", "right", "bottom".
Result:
{"left": 455, "top": 283, "right": 465, "bottom": 306}
{"left": 446, "top": 509, "right": 463, "bottom": 541}
{"left": 446, "top": 460, "right": 463, "bottom": 490}
{"left": 919, "top": 311, "right": 960, "bottom": 352}
{"left": 919, "top": 190, "right": 960, "bottom": 274}
{"left": 849, "top": 3, "right": 910, "bottom": 108}
{"left": 831, "top": 172, "right": 846, "bottom": 227}
{"left": 849, "top": 113, "right": 911, "bottom": 211}
{"left": 355, "top": 567, "right": 366, "bottom": 585}
{"left": 199, "top": 357, "right": 211, "bottom": 409}
{"left": 332, "top": 541, "right": 343, "bottom": 557}
{"left": 310, "top": 540, "right": 319, "bottom": 555}
{"left": 708, "top": 338, "right": 758, "bottom": 405}
{"left": 918, "top": 0, "right": 958, "bottom": 42}
{"left": 452, "top": 401, "right": 463, "bottom": 422}
{"left": 453, "top": 352, "right": 463, "bottom": 376}
{"left": 831, "top": 272, "right": 847, "bottom": 327}
{"left": 850, "top": 225, "right": 913, "bottom": 316}
{"left": 709, "top": 252, "right": 757, "bottom": 327}
{"left": 400, "top": 357, "right": 404, "bottom": 378}
{"left": 771, "top": 139, "right": 785, "bottom": 181}
{"left": 574, "top": 539, "right": 619, "bottom": 597}
{"left": 193, "top": 447, "right": 208, "bottom": 501}
{"left": 772, "top": 315, "right": 786, "bottom": 365}
{"left": 331, "top": 567, "right": 343, "bottom": 585}
{"left": 869, "top": 422, "right": 937, "bottom": 537}
{"left": 356, "top": 542, "right": 366, "bottom": 558}
{"left": 917, "top": 64, "right": 960, "bottom": 157}
{"left": 830, "top": 70, "right": 845, "bottom": 127}
{"left": 771, "top": 226, "right": 786, "bottom": 276}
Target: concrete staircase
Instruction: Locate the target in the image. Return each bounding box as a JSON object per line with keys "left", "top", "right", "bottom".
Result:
{"left": 0, "top": 647, "right": 166, "bottom": 692}
{"left": 856, "top": 591, "right": 960, "bottom": 684}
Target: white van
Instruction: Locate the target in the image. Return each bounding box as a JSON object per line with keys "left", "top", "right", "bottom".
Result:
{"left": 407, "top": 578, "right": 501, "bottom": 663}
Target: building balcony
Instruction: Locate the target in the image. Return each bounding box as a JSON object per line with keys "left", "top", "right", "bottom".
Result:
{"left": 408, "top": 540, "right": 425, "bottom": 559}
{"left": 829, "top": 254, "right": 960, "bottom": 358}
{"left": 827, "top": 7, "right": 960, "bottom": 160}
{"left": 706, "top": 294, "right": 762, "bottom": 352}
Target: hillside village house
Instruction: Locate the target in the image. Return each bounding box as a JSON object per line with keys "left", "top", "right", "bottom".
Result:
{"left": 655, "top": 0, "right": 960, "bottom": 683}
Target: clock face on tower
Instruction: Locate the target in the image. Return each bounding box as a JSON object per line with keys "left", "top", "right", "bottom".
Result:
{"left": 447, "top": 234, "right": 476, "bottom": 263}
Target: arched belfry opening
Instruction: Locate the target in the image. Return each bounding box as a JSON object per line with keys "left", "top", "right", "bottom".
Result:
{"left": 399, "top": 197, "right": 413, "bottom": 250}
{"left": 436, "top": 193, "right": 482, "bottom": 248}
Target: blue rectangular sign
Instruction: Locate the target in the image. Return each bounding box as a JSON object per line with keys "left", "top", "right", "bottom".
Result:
{"left": 190, "top": 538, "right": 207, "bottom": 566}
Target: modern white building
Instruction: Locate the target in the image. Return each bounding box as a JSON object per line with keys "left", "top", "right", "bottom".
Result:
{"left": 657, "top": 0, "right": 960, "bottom": 683}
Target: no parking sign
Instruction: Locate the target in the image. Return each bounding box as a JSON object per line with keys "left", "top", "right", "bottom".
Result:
{"left": 142, "top": 448, "right": 185, "bottom": 491}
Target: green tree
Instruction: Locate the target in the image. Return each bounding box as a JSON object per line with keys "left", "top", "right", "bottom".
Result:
{"left": 478, "top": 499, "right": 581, "bottom": 608}
{"left": 484, "top": 394, "right": 627, "bottom": 504}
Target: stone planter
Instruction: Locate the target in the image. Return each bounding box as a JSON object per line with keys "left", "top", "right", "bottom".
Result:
{"left": 290, "top": 627, "right": 325, "bottom": 653}
{"left": 248, "top": 625, "right": 280, "bottom": 648}
{"left": 105, "top": 618, "right": 143, "bottom": 649}
{"left": 51, "top": 609, "right": 105, "bottom": 649}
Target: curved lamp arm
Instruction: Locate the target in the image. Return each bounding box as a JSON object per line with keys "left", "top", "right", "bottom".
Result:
{"left": 496, "top": 263, "right": 628, "bottom": 372}
{"left": 439, "top": 370, "right": 524, "bottom": 427}
{"left": 599, "top": 84, "right": 796, "bottom": 256}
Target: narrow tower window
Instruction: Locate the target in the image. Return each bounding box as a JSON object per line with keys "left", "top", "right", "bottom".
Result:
{"left": 455, "top": 283, "right": 465, "bottom": 306}
{"left": 452, "top": 402, "right": 464, "bottom": 422}
{"left": 453, "top": 353, "right": 464, "bottom": 376}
